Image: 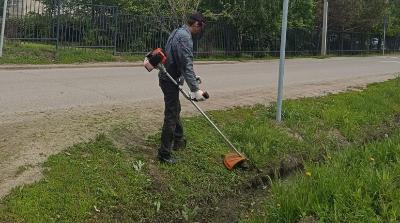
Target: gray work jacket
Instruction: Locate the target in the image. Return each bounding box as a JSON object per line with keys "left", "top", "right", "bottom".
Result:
{"left": 159, "top": 25, "right": 199, "bottom": 92}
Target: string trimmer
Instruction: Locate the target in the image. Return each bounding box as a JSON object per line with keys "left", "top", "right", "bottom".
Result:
{"left": 144, "top": 48, "right": 260, "bottom": 171}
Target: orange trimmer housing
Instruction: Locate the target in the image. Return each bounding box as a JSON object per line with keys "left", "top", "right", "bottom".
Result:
{"left": 223, "top": 153, "right": 247, "bottom": 170}
{"left": 144, "top": 48, "right": 167, "bottom": 72}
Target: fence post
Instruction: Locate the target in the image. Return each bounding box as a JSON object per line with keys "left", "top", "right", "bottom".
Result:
{"left": 340, "top": 32, "right": 344, "bottom": 56}
{"left": 350, "top": 33, "right": 353, "bottom": 53}
{"left": 113, "top": 7, "right": 118, "bottom": 55}
{"left": 383, "top": 16, "right": 387, "bottom": 55}
{"left": 0, "top": 0, "right": 8, "bottom": 57}
{"left": 56, "top": 0, "right": 60, "bottom": 51}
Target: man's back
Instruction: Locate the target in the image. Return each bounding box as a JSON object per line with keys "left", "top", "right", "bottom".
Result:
{"left": 161, "top": 25, "right": 193, "bottom": 80}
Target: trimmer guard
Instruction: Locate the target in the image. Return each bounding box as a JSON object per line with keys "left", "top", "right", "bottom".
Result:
{"left": 223, "top": 153, "right": 246, "bottom": 170}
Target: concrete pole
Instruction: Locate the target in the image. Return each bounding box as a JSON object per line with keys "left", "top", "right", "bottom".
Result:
{"left": 0, "top": 0, "right": 8, "bottom": 57}
{"left": 321, "top": 0, "right": 328, "bottom": 56}
{"left": 383, "top": 16, "right": 387, "bottom": 55}
{"left": 276, "top": 0, "right": 289, "bottom": 122}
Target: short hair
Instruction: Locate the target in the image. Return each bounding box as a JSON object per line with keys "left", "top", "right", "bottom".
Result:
{"left": 187, "top": 12, "right": 205, "bottom": 26}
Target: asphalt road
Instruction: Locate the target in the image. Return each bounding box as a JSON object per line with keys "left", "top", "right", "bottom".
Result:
{"left": 1, "top": 56, "right": 399, "bottom": 114}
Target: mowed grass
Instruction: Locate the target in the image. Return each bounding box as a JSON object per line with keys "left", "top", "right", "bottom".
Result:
{"left": 0, "top": 135, "right": 157, "bottom": 222}
{"left": 0, "top": 42, "right": 142, "bottom": 64}
{"left": 0, "top": 42, "right": 279, "bottom": 65}
{"left": 0, "top": 77, "right": 399, "bottom": 222}
{"left": 2, "top": 42, "right": 399, "bottom": 65}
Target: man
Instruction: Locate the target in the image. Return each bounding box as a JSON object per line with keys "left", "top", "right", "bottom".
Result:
{"left": 158, "top": 12, "right": 207, "bottom": 164}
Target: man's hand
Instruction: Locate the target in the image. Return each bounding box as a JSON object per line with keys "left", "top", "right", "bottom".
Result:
{"left": 190, "top": 90, "right": 209, "bottom": 101}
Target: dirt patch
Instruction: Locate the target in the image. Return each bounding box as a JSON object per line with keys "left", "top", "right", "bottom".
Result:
{"left": 276, "top": 124, "right": 305, "bottom": 142}
{"left": 195, "top": 169, "right": 269, "bottom": 223}
{"left": 328, "top": 128, "right": 351, "bottom": 147}
{"left": 395, "top": 114, "right": 400, "bottom": 125}
{"left": 206, "top": 190, "right": 268, "bottom": 223}
{"left": 0, "top": 73, "right": 395, "bottom": 199}
{"left": 298, "top": 215, "right": 317, "bottom": 223}
{"left": 278, "top": 154, "right": 305, "bottom": 178}
{"left": 363, "top": 113, "right": 400, "bottom": 143}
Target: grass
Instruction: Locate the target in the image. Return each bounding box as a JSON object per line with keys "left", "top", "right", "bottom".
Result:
{"left": 0, "top": 77, "right": 399, "bottom": 222}
{"left": 0, "top": 42, "right": 142, "bottom": 64}
{"left": 0, "top": 42, "right": 279, "bottom": 64}
{"left": 224, "top": 79, "right": 400, "bottom": 170}
{"left": 251, "top": 130, "right": 400, "bottom": 223}
{"left": 2, "top": 42, "right": 399, "bottom": 65}
{"left": 0, "top": 135, "right": 156, "bottom": 222}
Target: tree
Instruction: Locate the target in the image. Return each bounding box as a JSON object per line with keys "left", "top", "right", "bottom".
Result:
{"left": 0, "top": 0, "right": 4, "bottom": 17}
{"left": 200, "top": 0, "right": 316, "bottom": 32}
{"left": 289, "top": 0, "right": 316, "bottom": 29}
{"left": 315, "top": 0, "right": 389, "bottom": 33}
{"left": 199, "top": 0, "right": 315, "bottom": 53}
{"left": 167, "top": 0, "right": 201, "bottom": 24}
{"left": 386, "top": 0, "right": 400, "bottom": 36}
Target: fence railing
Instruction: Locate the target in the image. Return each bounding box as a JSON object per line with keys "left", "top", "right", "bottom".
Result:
{"left": 3, "top": 0, "right": 400, "bottom": 56}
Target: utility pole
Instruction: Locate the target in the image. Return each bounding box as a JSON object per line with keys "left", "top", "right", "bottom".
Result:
{"left": 276, "top": 0, "right": 289, "bottom": 122}
{"left": 0, "top": 0, "right": 8, "bottom": 57}
{"left": 321, "top": 0, "right": 328, "bottom": 56}
{"left": 383, "top": 16, "right": 387, "bottom": 55}
{"left": 383, "top": 0, "right": 389, "bottom": 55}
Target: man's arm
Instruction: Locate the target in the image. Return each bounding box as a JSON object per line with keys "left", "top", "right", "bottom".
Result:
{"left": 176, "top": 37, "right": 200, "bottom": 92}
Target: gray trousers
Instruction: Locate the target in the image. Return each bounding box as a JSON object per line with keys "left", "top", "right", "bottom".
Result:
{"left": 158, "top": 78, "right": 184, "bottom": 158}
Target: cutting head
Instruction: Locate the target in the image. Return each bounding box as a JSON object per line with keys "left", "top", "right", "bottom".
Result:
{"left": 223, "top": 153, "right": 247, "bottom": 170}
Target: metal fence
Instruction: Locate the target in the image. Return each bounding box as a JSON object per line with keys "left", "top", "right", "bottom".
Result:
{"left": 3, "top": 0, "right": 119, "bottom": 50}
{"left": 3, "top": 0, "right": 400, "bottom": 56}
{"left": 4, "top": 0, "right": 57, "bottom": 44}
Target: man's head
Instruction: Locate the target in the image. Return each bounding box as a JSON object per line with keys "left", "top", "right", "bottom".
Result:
{"left": 187, "top": 12, "right": 205, "bottom": 40}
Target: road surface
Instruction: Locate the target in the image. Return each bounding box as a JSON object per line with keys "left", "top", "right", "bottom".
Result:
{"left": 1, "top": 56, "right": 399, "bottom": 114}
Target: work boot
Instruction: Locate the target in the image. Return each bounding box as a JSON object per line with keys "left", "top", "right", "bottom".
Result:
{"left": 173, "top": 138, "right": 187, "bottom": 151}
{"left": 158, "top": 155, "right": 177, "bottom": 164}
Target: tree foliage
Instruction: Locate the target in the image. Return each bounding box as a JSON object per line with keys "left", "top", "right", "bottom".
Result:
{"left": 387, "top": 0, "right": 400, "bottom": 35}
{"left": 32, "top": 0, "right": 400, "bottom": 36}
{"left": 314, "top": 0, "right": 398, "bottom": 35}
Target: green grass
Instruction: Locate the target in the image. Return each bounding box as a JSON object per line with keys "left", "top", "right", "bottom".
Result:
{"left": 3, "top": 42, "right": 398, "bottom": 65}
{"left": 220, "top": 79, "right": 400, "bottom": 171}
{"left": 0, "top": 42, "right": 277, "bottom": 64}
{"left": 0, "top": 42, "right": 142, "bottom": 64}
{"left": 0, "top": 77, "right": 399, "bottom": 222}
{"left": 249, "top": 129, "right": 400, "bottom": 223}
{"left": 0, "top": 120, "right": 246, "bottom": 222}
{"left": 240, "top": 78, "right": 400, "bottom": 222}
{"left": 0, "top": 135, "right": 156, "bottom": 222}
